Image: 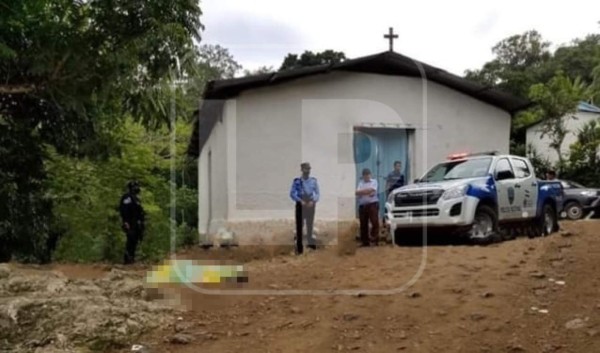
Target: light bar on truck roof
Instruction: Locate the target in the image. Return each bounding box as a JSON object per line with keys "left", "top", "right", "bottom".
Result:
{"left": 448, "top": 152, "right": 470, "bottom": 160}
{"left": 447, "top": 151, "right": 499, "bottom": 160}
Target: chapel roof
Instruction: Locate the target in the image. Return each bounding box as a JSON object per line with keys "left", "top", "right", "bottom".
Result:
{"left": 188, "top": 51, "right": 530, "bottom": 157}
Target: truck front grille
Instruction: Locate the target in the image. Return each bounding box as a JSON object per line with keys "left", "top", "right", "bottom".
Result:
{"left": 392, "top": 209, "right": 440, "bottom": 217}
{"left": 395, "top": 190, "right": 443, "bottom": 207}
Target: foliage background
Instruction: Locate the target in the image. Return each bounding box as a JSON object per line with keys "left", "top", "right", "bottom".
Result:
{"left": 45, "top": 120, "right": 198, "bottom": 263}
{"left": 1, "top": 1, "right": 599, "bottom": 263}
{"left": 467, "top": 30, "right": 600, "bottom": 186}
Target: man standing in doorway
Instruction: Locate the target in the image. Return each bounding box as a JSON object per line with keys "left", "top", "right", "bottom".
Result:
{"left": 386, "top": 161, "right": 405, "bottom": 196}
{"left": 289, "top": 163, "right": 320, "bottom": 254}
{"left": 356, "top": 168, "right": 380, "bottom": 247}
{"left": 546, "top": 170, "right": 557, "bottom": 181}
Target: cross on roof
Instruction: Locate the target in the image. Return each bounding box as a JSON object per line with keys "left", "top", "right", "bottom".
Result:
{"left": 384, "top": 27, "right": 398, "bottom": 52}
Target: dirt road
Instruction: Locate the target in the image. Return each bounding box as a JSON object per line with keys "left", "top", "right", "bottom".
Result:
{"left": 122, "top": 221, "right": 599, "bottom": 353}
{"left": 7, "top": 221, "right": 600, "bottom": 353}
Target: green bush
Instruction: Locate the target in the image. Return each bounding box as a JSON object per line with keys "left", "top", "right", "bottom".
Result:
{"left": 47, "top": 119, "right": 198, "bottom": 263}
{"left": 526, "top": 144, "right": 553, "bottom": 177}
{"left": 561, "top": 119, "right": 600, "bottom": 187}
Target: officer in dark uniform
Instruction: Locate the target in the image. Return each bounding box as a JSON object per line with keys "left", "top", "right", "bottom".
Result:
{"left": 119, "top": 181, "right": 145, "bottom": 264}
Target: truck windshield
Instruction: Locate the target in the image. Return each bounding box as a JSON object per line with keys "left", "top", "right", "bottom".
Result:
{"left": 420, "top": 157, "right": 493, "bottom": 183}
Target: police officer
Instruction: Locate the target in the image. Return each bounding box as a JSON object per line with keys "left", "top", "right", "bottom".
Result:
{"left": 120, "top": 181, "right": 145, "bottom": 264}
{"left": 289, "top": 162, "right": 320, "bottom": 254}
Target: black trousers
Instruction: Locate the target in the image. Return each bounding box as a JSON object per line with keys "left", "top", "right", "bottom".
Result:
{"left": 359, "top": 202, "right": 380, "bottom": 245}
{"left": 124, "top": 228, "right": 142, "bottom": 264}
{"left": 295, "top": 202, "right": 316, "bottom": 253}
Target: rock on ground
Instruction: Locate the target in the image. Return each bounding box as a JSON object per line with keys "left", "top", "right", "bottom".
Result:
{"left": 0, "top": 265, "right": 176, "bottom": 352}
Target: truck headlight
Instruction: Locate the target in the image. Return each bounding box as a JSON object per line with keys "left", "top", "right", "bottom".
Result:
{"left": 387, "top": 193, "right": 395, "bottom": 203}
{"left": 581, "top": 190, "right": 596, "bottom": 197}
{"left": 441, "top": 185, "right": 468, "bottom": 200}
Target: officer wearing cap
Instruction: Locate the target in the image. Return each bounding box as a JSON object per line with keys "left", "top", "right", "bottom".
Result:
{"left": 119, "top": 181, "right": 145, "bottom": 264}
{"left": 289, "top": 162, "right": 320, "bottom": 254}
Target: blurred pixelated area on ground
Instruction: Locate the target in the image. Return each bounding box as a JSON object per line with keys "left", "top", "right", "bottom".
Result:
{"left": 146, "top": 260, "right": 248, "bottom": 288}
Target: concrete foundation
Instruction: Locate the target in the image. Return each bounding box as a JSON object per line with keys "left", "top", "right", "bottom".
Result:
{"left": 200, "top": 219, "right": 359, "bottom": 247}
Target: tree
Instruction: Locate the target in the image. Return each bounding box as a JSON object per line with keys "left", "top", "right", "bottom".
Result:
{"left": 526, "top": 144, "right": 552, "bottom": 178}
{"left": 465, "top": 30, "right": 552, "bottom": 98}
{"left": 0, "top": 0, "right": 203, "bottom": 262}
{"left": 528, "top": 72, "right": 590, "bottom": 170}
{"left": 280, "top": 50, "right": 346, "bottom": 71}
{"left": 46, "top": 119, "right": 198, "bottom": 263}
{"left": 179, "top": 45, "right": 242, "bottom": 119}
{"left": 552, "top": 34, "right": 600, "bottom": 85}
{"left": 466, "top": 30, "right": 600, "bottom": 156}
{"left": 591, "top": 64, "right": 600, "bottom": 104}
{"left": 563, "top": 119, "right": 600, "bottom": 187}
{"left": 465, "top": 31, "right": 553, "bottom": 155}
{"left": 197, "top": 44, "right": 242, "bottom": 80}
{"left": 569, "top": 119, "right": 600, "bottom": 168}
{"left": 244, "top": 66, "right": 274, "bottom": 77}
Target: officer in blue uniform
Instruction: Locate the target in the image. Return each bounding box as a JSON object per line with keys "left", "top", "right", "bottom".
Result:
{"left": 119, "top": 181, "right": 145, "bottom": 264}
{"left": 289, "top": 162, "right": 320, "bottom": 254}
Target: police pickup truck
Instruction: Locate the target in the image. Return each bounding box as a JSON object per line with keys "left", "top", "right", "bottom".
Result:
{"left": 385, "top": 152, "right": 564, "bottom": 244}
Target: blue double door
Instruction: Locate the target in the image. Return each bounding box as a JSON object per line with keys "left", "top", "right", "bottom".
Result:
{"left": 353, "top": 128, "right": 410, "bottom": 216}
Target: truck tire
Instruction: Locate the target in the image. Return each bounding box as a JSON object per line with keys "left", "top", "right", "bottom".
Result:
{"left": 537, "top": 203, "right": 557, "bottom": 236}
{"left": 564, "top": 201, "right": 584, "bottom": 220}
{"left": 469, "top": 205, "right": 501, "bottom": 245}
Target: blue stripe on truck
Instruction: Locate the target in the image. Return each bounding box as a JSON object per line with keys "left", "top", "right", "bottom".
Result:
{"left": 537, "top": 181, "right": 564, "bottom": 217}
{"left": 466, "top": 175, "right": 497, "bottom": 205}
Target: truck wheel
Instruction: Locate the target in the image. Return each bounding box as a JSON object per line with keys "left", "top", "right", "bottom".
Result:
{"left": 537, "top": 203, "right": 557, "bottom": 236}
{"left": 469, "top": 205, "right": 500, "bottom": 245}
{"left": 564, "top": 201, "right": 584, "bottom": 220}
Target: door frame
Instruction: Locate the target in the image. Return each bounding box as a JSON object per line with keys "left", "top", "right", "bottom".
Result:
{"left": 509, "top": 156, "right": 538, "bottom": 219}
{"left": 207, "top": 150, "right": 212, "bottom": 235}
{"left": 352, "top": 127, "right": 412, "bottom": 217}
{"left": 492, "top": 157, "right": 519, "bottom": 221}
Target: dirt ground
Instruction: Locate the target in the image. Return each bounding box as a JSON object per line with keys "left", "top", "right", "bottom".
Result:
{"left": 12, "top": 221, "right": 600, "bottom": 353}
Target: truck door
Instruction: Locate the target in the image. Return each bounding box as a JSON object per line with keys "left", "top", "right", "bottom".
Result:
{"left": 493, "top": 158, "right": 519, "bottom": 221}
{"left": 510, "top": 157, "right": 538, "bottom": 219}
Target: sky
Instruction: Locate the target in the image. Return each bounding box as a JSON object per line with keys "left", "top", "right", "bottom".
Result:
{"left": 200, "top": 0, "right": 600, "bottom": 76}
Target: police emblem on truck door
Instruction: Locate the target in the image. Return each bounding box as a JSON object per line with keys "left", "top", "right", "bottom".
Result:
{"left": 508, "top": 187, "right": 515, "bottom": 205}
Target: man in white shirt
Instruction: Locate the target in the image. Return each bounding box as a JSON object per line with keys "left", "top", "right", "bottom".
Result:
{"left": 355, "top": 168, "right": 380, "bottom": 247}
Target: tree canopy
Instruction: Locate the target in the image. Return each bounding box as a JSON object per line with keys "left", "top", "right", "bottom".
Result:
{"left": 0, "top": 0, "right": 203, "bottom": 262}
{"left": 527, "top": 73, "right": 590, "bottom": 169}
{"left": 467, "top": 30, "right": 599, "bottom": 137}
{"left": 244, "top": 66, "right": 275, "bottom": 77}
{"left": 465, "top": 30, "right": 553, "bottom": 99}
{"left": 466, "top": 28, "right": 600, "bottom": 182}
{"left": 280, "top": 50, "right": 346, "bottom": 71}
